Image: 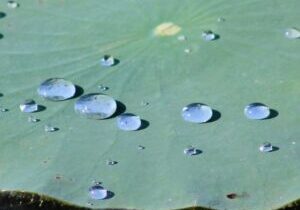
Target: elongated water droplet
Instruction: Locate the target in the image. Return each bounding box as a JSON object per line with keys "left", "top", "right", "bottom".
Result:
{"left": 259, "top": 142, "right": 273, "bottom": 152}
{"left": 184, "top": 146, "right": 201, "bottom": 156}
{"left": 177, "top": 35, "right": 186, "bottom": 41}
{"left": 202, "top": 31, "right": 217, "bottom": 41}
{"left": 89, "top": 185, "right": 108, "bottom": 200}
{"left": 7, "top": 1, "right": 19, "bottom": 9}
{"left": 100, "top": 55, "right": 115, "bottom": 67}
{"left": 74, "top": 93, "right": 117, "bottom": 119}
{"left": 38, "top": 78, "right": 76, "bottom": 101}
{"left": 244, "top": 103, "right": 270, "bottom": 120}
{"left": 285, "top": 28, "right": 300, "bottom": 39}
{"left": 182, "top": 103, "right": 213, "bottom": 123}
{"left": 19, "top": 99, "right": 38, "bottom": 113}
{"left": 28, "top": 115, "right": 39, "bottom": 123}
{"left": 106, "top": 160, "right": 117, "bottom": 166}
{"left": 117, "top": 113, "right": 141, "bottom": 131}
{"left": 44, "top": 124, "right": 57, "bottom": 132}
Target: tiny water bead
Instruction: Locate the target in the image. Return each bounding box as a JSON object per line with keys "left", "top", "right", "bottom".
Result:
{"left": 7, "top": 1, "right": 19, "bottom": 9}
{"left": 285, "top": 28, "right": 300, "bottom": 39}
{"left": 182, "top": 103, "right": 213, "bottom": 123}
{"left": 184, "top": 48, "right": 191, "bottom": 54}
{"left": 140, "top": 100, "right": 149, "bottom": 106}
{"left": 244, "top": 103, "right": 270, "bottom": 120}
{"left": 44, "top": 124, "right": 57, "bottom": 132}
{"left": 74, "top": 93, "right": 117, "bottom": 119}
{"left": 184, "top": 146, "right": 201, "bottom": 156}
{"left": 202, "top": 31, "right": 217, "bottom": 41}
{"left": 28, "top": 115, "right": 39, "bottom": 123}
{"left": 98, "top": 84, "right": 109, "bottom": 92}
{"left": 138, "top": 145, "right": 145, "bottom": 150}
{"left": 89, "top": 185, "right": 107, "bottom": 200}
{"left": 19, "top": 99, "right": 38, "bottom": 113}
{"left": 100, "top": 55, "right": 115, "bottom": 67}
{"left": 259, "top": 142, "right": 273, "bottom": 152}
{"left": 177, "top": 35, "right": 186, "bottom": 41}
{"left": 217, "top": 17, "right": 225, "bottom": 22}
{"left": 106, "top": 160, "right": 118, "bottom": 166}
{"left": 37, "top": 78, "right": 76, "bottom": 101}
{"left": 117, "top": 113, "right": 141, "bottom": 131}
{"left": 0, "top": 106, "right": 8, "bottom": 112}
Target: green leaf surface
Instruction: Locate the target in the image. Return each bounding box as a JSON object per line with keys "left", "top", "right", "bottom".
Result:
{"left": 0, "top": 0, "right": 299, "bottom": 209}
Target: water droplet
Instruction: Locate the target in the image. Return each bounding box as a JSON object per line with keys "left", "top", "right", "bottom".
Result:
{"left": 19, "top": 99, "right": 38, "bottom": 113}
{"left": 100, "top": 55, "right": 115, "bottom": 67}
{"left": 117, "top": 113, "right": 141, "bottom": 131}
{"left": 98, "top": 84, "right": 109, "bottom": 92}
{"left": 37, "top": 78, "right": 76, "bottom": 101}
{"left": 177, "top": 35, "right": 186, "bottom": 41}
{"left": 28, "top": 115, "right": 39, "bottom": 123}
{"left": 217, "top": 17, "right": 225, "bottom": 22}
{"left": 44, "top": 124, "right": 57, "bottom": 132}
{"left": 141, "top": 100, "right": 149, "bottom": 106}
{"left": 7, "top": 1, "right": 19, "bottom": 9}
{"left": 182, "top": 103, "right": 213, "bottom": 123}
{"left": 74, "top": 93, "right": 117, "bottom": 119}
{"left": 259, "top": 142, "right": 273, "bottom": 152}
{"left": 89, "top": 185, "right": 107, "bottom": 200}
{"left": 0, "top": 105, "right": 8, "bottom": 112}
{"left": 184, "top": 48, "right": 191, "bottom": 54}
{"left": 202, "top": 31, "right": 217, "bottom": 41}
{"left": 226, "top": 193, "right": 237, "bottom": 199}
{"left": 244, "top": 103, "right": 270, "bottom": 120}
{"left": 285, "top": 28, "right": 300, "bottom": 39}
{"left": 106, "top": 160, "right": 117, "bottom": 166}
{"left": 184, "top": 146, "right": 201, "bottom": 156}
{"left": 138, "top": 145, "right": 145, "bottom": 150}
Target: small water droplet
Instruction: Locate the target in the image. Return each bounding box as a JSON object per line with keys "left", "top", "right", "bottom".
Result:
{"left": 89, "top": 185, "right": 108, "bottom": 200}
{"left": 259, "top": 142, "right": 273, "bottom": 152}
{"left": 244, "top": 103, "right": 270, "bottom": 120}
{"left": 141, "top": 100, "right": 149, "bottom": 106}
{"left": 184, "top": 48, "right": 191, "bottom": 54}
{"left": 202, "top": 31, "right": 217, "bottom": 41}
{"left": 37, "top": 78, "right": 76, "bottom": 101}
{"left": 117, "top": 113, "right": 141, "bottom": 131}
{"left": 19, "top": 99, "right": 38, "bottom": 113}
{"left": 138, "top": 145, "right": 145, "bottom": 150}
{"left": 0, "top": 105, "right": 8, "bottom": 112}
{"left": 106, "top": 160, "right": 118, "bottom": 166}
{"left": 177, "top": 35, "right": 186, "bottom": 41}
{"left": 182, "top": 103, "right": 213, "bottom": 123}
{"left": 184, "top": 146, "right": 201, "bottom": 156}
{"left": 217, "top": 17, "right": 225, "bottom": 22}
{"left": 7, "top": 1, "right": 19, "bottom": 9}
{"left": 28, "top": 115, "right": 39, "bottom": 123}
{"left": 292, "top": 141, "right": 296, "bottom": 145}
{"left": 44, "top": 124, "right": 57, "bottom": 132}
{"left": 100, "top": 55, "right": 115, "bottom": 67}
{"left": 98, "top": 84, "right": 109, "bottom": 92}
{"left": 75, "top": 93, "right": 117, "bottom": 119}
{"left": 285, "top": 28, "right": 300, "bottom": 39}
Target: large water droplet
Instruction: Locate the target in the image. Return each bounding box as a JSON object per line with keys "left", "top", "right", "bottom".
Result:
{"left": 202, "top": 31, "right": 217, "bottom": 41}
{"left": 19, "top": 99, "right": 38, "bottom": 113}
{"left": 182, "top": 103, "right": 213, "bottom": 123}
{"left": 285, "top": 28, "right": 300, "bottom": 39}
{"left": 259, "top": 142, "right": 273, "bottom": 152}
{"left": 100, "top": 55, "right": 115, "bottom": 67}
{"left": 117, "top": 113, "right": 141, "bottom": 131}
{"left": 89, "top": 185, "right": 108, "bottom": 200}
{"left": 7, "top": 1, "right": 19, "bottom": 9}
{"left": 74, "top": 93, "right": 117, "bottom": 119}
{"left": 37, "top": 78, "right": 76, "bottom": 101}
{"left": 184, "top": 146, "right": 201, "bottom": 156}
{"left": 244, "top": 103, "right": 270, "bottom": 120}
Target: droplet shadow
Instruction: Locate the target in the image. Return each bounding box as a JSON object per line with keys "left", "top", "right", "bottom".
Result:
{"left": 214, "top": 34, "right": 220, "bottom": 40}
{"left": 36, "top": 105, "right": 46, "bottom": 112}
{"left": 112, "top": 58, "right": 120, "bottom": 67}
{"left": 0, "top": 93, "right": 3, "bottom": 97}
{"left": 270, "top": 146, "right": 279, "bottom": 152}
{"left": 104, "top": 191, "right": 115, "bottom": 200}
{"left": 207, "top": 109, "right": 221, "bottom": 123}
{"left": 109, "top": 101, "right": 126, "bottom": 118}
{"left": 194, "top": 149, "right": 202, "bottom": 155}
{"left": 72, "top": 85, "right": 84, "bottom": 99}
{"left": 0, "top": 12, "right": 6, "bottom": 18}
{"left": 0, "top": 34, "right": 3, "bottom": 39}
{"left": 137, "top": 119, "right": 149, "bottom": 131}
{"left": 264, "top": 109, "right": 278, "bottom": 120}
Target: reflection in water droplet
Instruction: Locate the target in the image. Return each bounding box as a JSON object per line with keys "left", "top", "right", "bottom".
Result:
{"left": 19, "top": 99, "right": 38, "bottom": 113}
{"left": 28, "top": 115, "right": 39, "bottom": 123}
{"left": 7, "top": 1, "right": 19, "bottom": 9}
{"left": 74, "top": 93, "right": 117, "bottom": 119}
{"left": 89, "top": 185, "right": 108, "bottom": 200}
{"left": 117, "top": 113, "right": 141, "bottom": 131}
{"left": 106, "top": 160, "right": 117, "bottom": 166}
{"left": 285, "top": 28, "right": 300, "bottom": 39}
{"left": 177, "top": 35, "right": 186, "bottom": 41}
{"left": 259, "top": 142, "right": 273, "bottom": 152}
{"left": 37, "top": 78, "right": 76, "bottom": 101}
{"left": 202, "top": 31, "right": 217, "bottom": 41}
{"left": 44, "top": 124, "right": 57, "bottom": 132}
{"left": 182, "top": 103, "right": 213, "bottom": 123}
{"left": 244, "top": 103, "right": 270, "bottom": 120}
{"left": 184, "top": 146, "right": 201, "bottom": 156}
{"left": 100, "top": 55, "right": 115, "bottom": 67}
